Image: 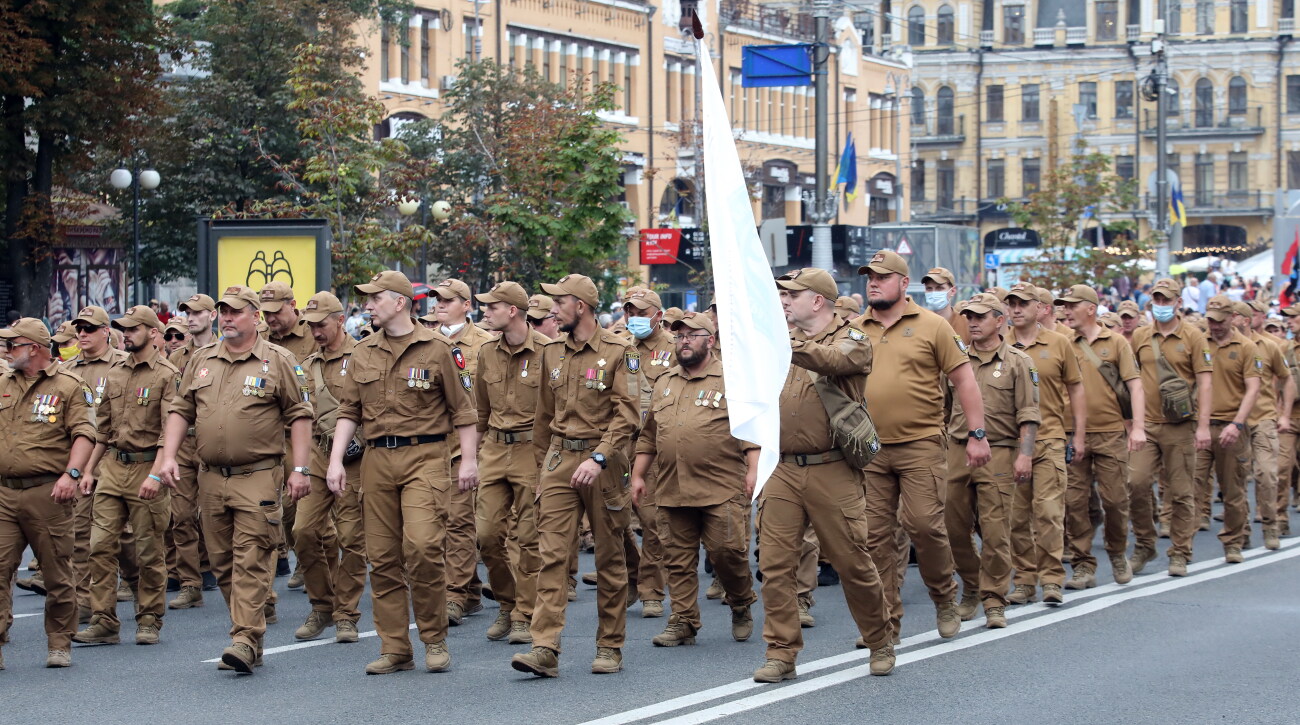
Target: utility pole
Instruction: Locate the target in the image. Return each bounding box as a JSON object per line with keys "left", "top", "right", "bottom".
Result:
{"left": 810, "top": 0, "right": 833, "bottom": 271}
{"left": 1154, "top": 0, "right": 1170, "bottom": 277}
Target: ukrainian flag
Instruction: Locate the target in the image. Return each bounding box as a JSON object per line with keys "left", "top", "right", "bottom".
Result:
{"left": 832, "top": 133, "right": 858, "bottom": 206}
{"left": 1169, "top": 181, "right": 1187, "bottom": 227}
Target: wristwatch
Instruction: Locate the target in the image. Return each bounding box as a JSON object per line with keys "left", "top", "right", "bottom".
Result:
{"left": 969, "top": 428, "right": 987, "bottom": 441}
{"left": 1232, "top": 422, "right": 1246, "bottom": 432}
{"left": 66, "top": 468, "right": 82, "bottom": 480}
{"left": 590, "top": 453, "right": 608, "bottom": 469}
{"left": 292, "top": 466, "right": 311, "bottom": 476}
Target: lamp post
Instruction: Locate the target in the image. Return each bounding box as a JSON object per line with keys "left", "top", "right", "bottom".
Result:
{"left": 110, "top": 165, "right": 161, "bottom": 307}
{"left": 397, "top": 197, "right": 451, "bottom": 313}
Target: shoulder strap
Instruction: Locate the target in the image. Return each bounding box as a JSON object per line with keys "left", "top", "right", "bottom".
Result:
{"left": 1076, "top": 337, "right": 1106, "bottom": 370}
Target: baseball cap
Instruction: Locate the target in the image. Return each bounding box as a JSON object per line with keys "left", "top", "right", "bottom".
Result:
{"left": 178, "top": 293, "right": 215, "bottom": 313}
{"left": 1282, "top": 304, "right": 1300, "bottom": 318}
{"left": 0, "top": 318, "right": 52, "bottom": 347}
{"left": 1004, "top": 283, "right": 1038, "bottom": 302}
{"left": 526, "top": 294, "right": 554, "bottom": 320}
{"left": 1246, "top": 299, "right": 1270, "bottom": 314}
{"left": 302, "top": 291, "right": 344, "bottom": 323}
{"left": 258, "top": 281, "right": 295, "bottom": 312}
{"left": 164, "top": 318, "right": 187, "bottom": 335}
{"left": 1100, "top": 312, "right": 1121, "bottom": 328}
{"left": 775, "top": 268, "right": 839, "bottom": 301}
{"left": 1265, "top": 316, "right": 1284, "bottom": 329}
{"left": 623, "top": 287, "right": 664, "bottom": 311}
{"left": 540, "top": 274, "right": 600, "bottom": 309}
{"left": 1035, "top": 286, "right": 1055, "bottom": 306}
{"left": 835, "top": 296, "right": 861, "bottom": 315}
{"left": 922, "top": 267, "right": 955, "bottom": 287}
{"left": 858, "top": 250, "right": 909, "bottom": 277}
{"left": 475, "top": 281, "right": 529, "bottom": 310}
{"left": 988, "top": 287, "right": 1010, "bottom": 302}
{"left": 216, "top": 285, "right": 260, "bottom": 311}
{"left": 1117, "top": 300, "right": 1141, "bottom": 318}
{"left": 355, "top": 270, "right": 415, "bottom": 299}
{"left": 962, "top": 293, "right": 1006, "bottom": 316}
{"left": 1231, "top": 300, "right": 1253, "bottom": 318}
{"left": 52, "top": 321, "right": 76, "bottom": 344}
{"left": 670, "top": 310, "right": 716, "bottom": 335}
{"left": 112, "top": 305, "right": 164, "bottom": 331}
{"left": 73, "top": 305, "right": 110, "bottom": 327}
{"left": 432, "top": 278, "right": 473, "bottom": 302}
{"left": 663, "top": 307, "right": 686, "bottom": 325}
{"left": 1054, "top": 284, "right": 1099, "bottom": 306}
{"left": 1205, "top": 295, "right": 1234, "bottom": 321}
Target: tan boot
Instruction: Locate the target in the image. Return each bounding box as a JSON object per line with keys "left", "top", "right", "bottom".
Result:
{"left": 1110, "top": 554, "right": 1133, "bottom": 584}
{"left": 1225, "top": 546, "right": 1244, "bottom": 564}
{"left": 869, "top": 645, "right": 895, "bottom": 676}
{"left": 652, "top": 615, "right": 697, "bottom": 647}
{"left": 581, "top": 571, "right": 598, "bottom": 586}
{"left": 486, "top": 611, "right": 511, "bottom": 641}
{"left": 45, "top": 648, "right": 71, "bottom": 668}
{"left": 797, "top": 595, "right": 815, "bottom": 628}
{"left": 135, "top": 614, "right": 161, "bottom": 645}
{"left": 984, "top": 606, "right": 1007, "bottom": 629}
{"left": 591, "top": 646, "right": 622, "bottom": 674}
{"left": 425, "top": 641, "right": 451, "bottom": 672}
{"left": 1265, "top": 527, "right": 1281, "bottom": 551}
{"left": 220, "top": 643, "right": 257, "bottom": 674}
{"left": 335, "top": 619, "right": 359, "bottom": 643}
{"left": 936, "top": 601, "right": 961, "bottom": 638}
{"left": 263, "top": 600, "right": 277, "bottom": 624}
{"left": 641, "top": 599, "right": 664, "bottom": 618}
{"left": 217, "top": 648, "right": 263, "bottom": 670}
{"left": 294, "top": 610, "right": 331, "bottom": 641}
{"left": 168, "top": 586, "right": 203, "bottom": 609}
{"left": 955, "top": 590, "right": 980, "bottom": 621}
{"left": 1041, "top": 583, "right": 1064, "bottom": 605}
{"left": 752, "top": 658, "right": 796, "bottom": 683}
{"left": 567, "top": 583, "right": 578, "bottom": 602}
{"left": 286, "top": 566, "right": 305, "bottom": 590}
{"left": 73, "top": 615, "right": 120, "bottom": 645}
{"left": 1007, "top": 584, "right": 1036, "bottom": 605}
{"left": 365, "top": 653, "right": 414, "bottom": 675}
{"left": 507, "top": 620, "right": 533, "bottom": 645}
{"left": 1129, "top": 546, "right": 1157, "bottom": 575}
{"left": 116, "top": 580, "right": 135, "bottom": 602}
{"left": 447, "top": 601, "right": 465, "bottom": 627}
{"left": 511, "top": 646, "right": 559, "bottom": 677}
{"left": 731, "top": 605, "right": 754, "bottom": 642}
{"left": 705, "top": 577, "right": 724, "bottom": 600}
{"left": 1064, "top": 567, "right": 1096, "bottom": 590}
{"left": 1168, "top": 556, "right": 1188, "bottom": 577}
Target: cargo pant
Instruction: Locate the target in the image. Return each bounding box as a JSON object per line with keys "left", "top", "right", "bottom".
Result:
{"left": 658, "top": 494, "right": 756, "bottom": 631}
{"left": 1065, "top": 431, "right": 1130, "bottom": 573}
{"left": 167, "top": 433, "right": 206, "bottom": 588}
{"left": 1194, "top": 421, "right": 1251, "bottom": 551}
{"left": 1249, "top": 419, "right": 1279, "bottom": 533}
{"left": 88, "top": 456, "right": 171, "bottom": 628}
{"left": 1278, "top": 425, "right": 1300, "bottom": 533}
{"left": 1129, "top": 421, "right": 1197, "bottom": 561}
{"left": 0, "top": 481, "right": 76, "bottom": 650}
{"left": 476, "top": 436, "right": 541, "bottom": 623}
{"left": 75, "top": 492, "right": 138, "bottom": 609}
{"left": 632, "top": 468, "right": 665, "bottom": 603}
{"left": 1010, "top": 438, "right": 1067, "bottom": 589}
{"left": 295, "top": 445, "right": 365, "bottom": 624}
{"left": 445, "top": 483, "right": 482, "bottom": 610}
{"left": 946, "top": 446, "right": 1017, "bottom": 607}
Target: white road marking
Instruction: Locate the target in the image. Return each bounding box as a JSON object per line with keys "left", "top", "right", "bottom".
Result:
{"left": 199, "top": 623, "right": 409, "bottom": 663}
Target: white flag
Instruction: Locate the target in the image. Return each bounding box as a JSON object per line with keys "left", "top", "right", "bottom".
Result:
{"left": 698, "top": 37, "right": 790, "bottom": 498}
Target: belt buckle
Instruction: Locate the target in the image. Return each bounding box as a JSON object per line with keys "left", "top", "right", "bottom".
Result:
{"left": 502, "top": 432, "right": 517, "bottom": 444}
{"left": 382, "top": 436, "right": 400, "bottom": 449}
{"left": 794, "top": 454, "right": 809, "bottom": 467}
{"left": 218, "top": 465, "right": 233, "bottom": 477}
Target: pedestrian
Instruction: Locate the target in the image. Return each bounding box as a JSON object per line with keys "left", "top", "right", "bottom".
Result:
{"left": 1238, "top": 299, "right": 1289, "bottom": 550}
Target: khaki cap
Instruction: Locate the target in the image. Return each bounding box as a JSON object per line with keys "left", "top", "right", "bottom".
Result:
{"left": 663, "top": 307, "right": 685, "bottom": 325}
{"left": 1004, "top": 283, "right": 1038, "bottom": 302}
{"left": 1231, "top": 300, "right": 1253, "bottom": 318}
{"left": 258, "top": 281, "right": 295, "bottom": 312}
{"left": 1117, "top": 300, "right": 1141, "bottom": 318}
{"left": 835, "top": 295, "right": 861, "bottom": 315}
{"left": 540, "top": 274, "right": 600, "bottom": 309}
{"left": 302, "top": 291, "right": 344, "bottom": 323}
{"left": 775, "top": 268, "right": 838, "bottom": 301}
{"left": 953, "top": 299, "right": 970, "bottom": 315}
{"left": 961, "top": 293, "right": 1006, "bottom": 316}
{"left": 112, "top": 305, "right": 164, "bottom": 331}
{"left": 858, "top": 249, "right": 909, "bottom": 277}
{"left": 164, "top": 318, "right": 188, "bottom": 334}
{"left": 355, "top": 270, "right": 415, "bottom": 299}
{"left": 1282, "top": 304, "right": 1300, "bottom": 318}
{"left": 73, "top": 305, "right": 110, "bottom": 327}
{"left": 922, "top": 267, "right": 955, "bottom": 287}
{"left": 623, "top": 287, "right": 663, "bottom": 311}
{"left": 178, "top": 293, "right": 215, "bottom": 313}
{"left": 0, "top": 318, "right": 52, "bottom": 347}
{"left": 988, "top": 287, "right": 1010, "bottom": 302}
{"left": 1150, "top": 279, "right": 1181, "bottom": 301}
{"left": 1100, "top": 312, "right": 1121, "bottom": 328}
{"left": 1035, "top": 286, "right": 1055, "bottom": 306}
{"left": 432, "top": 278, "right": 473, "bottom": 301}
{"left": 52, "top": 321, "right": 76, "bottom": 344}
{"left": 475, "top": 281, "right": 529, "bottom": 309}
{"left": 1054, "top": 284, "right": 1099, "bottom": 306}
{"left": 1205, "top": 294, "right": 1234, "bottom": 321}
{"left": 216, "top": 285, "right": 261, "bottom": 310}
{"left": 670, "top": 310, "right": 716, "bottom": 335}
{"left": 1265, "top": 317, "right": 1284, "bottom": 329}
{"left": 1246, "top": 298, "right": 1270, "bottom": 314}
{"left": 526, "top": 294, "right": 554, "bottom": 320}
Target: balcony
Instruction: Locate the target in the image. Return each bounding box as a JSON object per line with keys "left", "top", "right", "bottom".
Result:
{"left": 911, "top": 198, "right": 979, "bottom": 222}
{"left": 1282, "top": 17, "right": 1294, "bottom": 36}
{"left": 1127, "top": 191, "right": 1272, "bottom": 216}
{"left": 1141, "top": 106, "right": 1265, "bottom": 137}
{"left": 911, "top": 114, "right": 966, "bottom": 145}
{"left": 720, "top": 0, "right": 815, "bottom": 41}
{"left": 980, "top": 29, "right": 994, "bottom": 47}
{"left": 1126, "top": 24, "right": 1141, "bottom": 42}
{"left": 1033, "top": 27, "right": 1055, "bottom": 45}
{"left": 1066, "top": 26, "right": 1087, "bottom": 44}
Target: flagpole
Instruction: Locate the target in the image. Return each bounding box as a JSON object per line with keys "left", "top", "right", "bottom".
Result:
{"left": 810, "top": 0, "right": 833, "bottom": 271}
{"left": 1154, "top": 0, "right": 1170, "bottom": 278}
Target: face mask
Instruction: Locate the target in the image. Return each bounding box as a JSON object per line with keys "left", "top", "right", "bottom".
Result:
{"left": 626, "top": 316, "right": 654, "bottom": 339}
{"left": 924, "top": 291, "right": 950, "bottom": 311}
{"left": 59, "top": 344, "right": 80, "bottom": 361}
{"left": 440, "top": 322, "right": 465, "bottom": 338}
{"left": 1152, "top": 304, "right": 1175, "bottom": 323}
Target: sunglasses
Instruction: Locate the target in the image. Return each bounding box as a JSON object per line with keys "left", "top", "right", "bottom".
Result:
{"left": 3, "top": 341, "right": 39, "bottom": 352}
{"left": 164, "top": 332, "right": 186, "bottom": 341}
{"left": 74, "top": 324, "right": 104, "bottom": 334}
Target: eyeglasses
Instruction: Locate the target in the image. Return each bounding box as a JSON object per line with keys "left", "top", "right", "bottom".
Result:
{"left": 672, "top": 333, "right": 711, "bottom": 343}
{"left": 164, "top": 332, "right": 186, "bottom": 341}
{"left": 3, "top": 341, "right": 39, "bottom": 352}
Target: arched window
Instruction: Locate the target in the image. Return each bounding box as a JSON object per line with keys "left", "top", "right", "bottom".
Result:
{"left": 1228, "top": 76, "right": 1247, "bottom": 115}
{"left": 1195, "top": 78, "right": 1213, "bottom": 127}
{"left": 908, "top": 6, "right": 926, "bottom": 46}
{"left": 911, "top": 87, "right": 926, "bottom": 125}
{"left": 937, "top": 86, "right": 955, "bottom": 135}
{"left": 937, "top": 5, "right": 955, "bottom": 44}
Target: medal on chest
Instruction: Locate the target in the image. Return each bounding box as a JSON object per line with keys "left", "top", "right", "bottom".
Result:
{"left": 585, "top": 368, "right": 607, "bottom": 390}
{"left": 991, "top": 360, "right": 1003, "bottom": 379}
{"left": 521, "top": 359, "right": 529, "bottom": 378}
{"left": 243, "top": 376, "right": 267, "bottom": 397}
{"left": 340, "top": 358, "right": 350, "bottom": 377}
{"left": 407, "top": 367, "right": 431, "bottom": 389}
{"left": 94, "top": 377, "right": 106, "bottom": 406}
{"left": 136, "top": 387, "right": 151, "bottom": 406}
{"left": 31, "top": 393, "right": 59, "bottom": 423}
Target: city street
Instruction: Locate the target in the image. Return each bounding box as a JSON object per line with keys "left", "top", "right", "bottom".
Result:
{"left": 5, "top": 509, "right": 1298, "bottom": 725}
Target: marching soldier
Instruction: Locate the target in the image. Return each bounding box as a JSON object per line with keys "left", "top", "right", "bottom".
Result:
{"left": 158, "top": 285, "right": 314, "bottom": 674}
{"left": 162, "top": 320, "right": 188, "bottom": 357}
{"left": 510, "top": 273, "right": 638, "bottom": 678}
{"left": 527, "top": 295, "right": 560, "bottom": 339}
{"left": 1241, "top": 299, "right": 1293, "bottom": 550}
{"left": 0, "top": 319, "right": 95, "bottom": 669}
{"left": 328, "top": 270, "right": 480, "bottom": 675}
{"left": 73, "top": 306, "right": 179, "bottom": 646}
{"left": 1277, "top": 305, "right": 1300, "bottom": 534}
{"left": 835, "top": 296, "right": 861, "bottom": 318}
{"left": 920, "top": 267, "right": 958, "bottom": 325}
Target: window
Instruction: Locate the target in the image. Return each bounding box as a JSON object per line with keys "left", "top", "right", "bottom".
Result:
{"left": 1195, "top": 153, "right": 1214, "bottom": 206}
{"left": 421, "top": 16, "right": 431, "bottom": 84}
{"left": 911, "top": 87, "right": 926, "bottom": 126}
{"left": 1022, "top": 158, "right": 1041, "bottom": 194}
{"left": 987, "top": 159, "right": 1005, "bottom": 198}
{"left": 1289, "top": 151, "right": 1300, "bottom": 189}
{"left": 1195, "top": 78, "right": 1213, "bottom": 127}
{"left": 1096, "top": 1, "right": 1119, "bottom": 40}
{"left": 1229, "top": 76, "right": 1247, "bottom": 114}
{"left": 1116, "top": 155, "right": 1135, "bottom": 180}
{"left": 1167, "top": 0, "right": 1182, "bottom": 34}
{"left": 1288, "top": 75, "right": 1300, "bottom": 114}
{"left": 987, "top": 85, "right": 1004, "bottom": 122}
{"left": 908, "top": 7, "right": 926, "bottom": 45}
{"left": 380, "top": 23, "right": 390, "bottom": 79}
{"left": 1115, "top": 80, "right": 1134, "bottom": 119}
{"left": 937, "top": 86, "right": 955, "bottom": 135}
{"left": 1196, "top": 0, "right": 1214, "bottom": 34}
{"left": 1167, "top": 79, "right": 1181, "bottom": 117}
{"left": 1231, "top": 0, "right": 1248, "bottom": 32}
{"left": 1022, "top": 84, "right": 1040, "bottom": 121}
{"left": 464, "top": 17, "right": 481, "bottom": 60}
{"left": 1004, "top": 4, "right": 1025, "bottom": 45}
{"left": 624, "top": 57, "right": 634, "bottom": 116}
{"left": 937, "top": 5, "right": 955, "bottom": 44}
{"left": 508, "top": 31, "right": 518, "bottom": 68}
{"left": 937, "top": 160, "right": 955, "bottom": 207}
{"left": 912, "top": 161, "right": 926, "bottom": 200}
{"left": 559, "top": 42, "right": 568, "bottom": 83}
{"left": 1229, "top": 152, "right": 1248, "bottom": 192}
{"left": 542, "top": 40, "right": 552, "bottom": 81}
{"left": 1079, "top": 82, "right": 1098, "bottom": 119}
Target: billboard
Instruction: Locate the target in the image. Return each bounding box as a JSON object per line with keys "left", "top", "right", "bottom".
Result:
{"left": 197, "top": 219, "right": 332, "bottom": 301}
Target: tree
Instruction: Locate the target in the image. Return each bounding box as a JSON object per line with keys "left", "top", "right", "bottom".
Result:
{"left": 400, "top": 59, "right": 633, "bottom": 302}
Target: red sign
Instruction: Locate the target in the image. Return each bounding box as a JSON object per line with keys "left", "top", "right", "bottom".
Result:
{"left": 640, "top": 229, "right": 682, "bottom": 265}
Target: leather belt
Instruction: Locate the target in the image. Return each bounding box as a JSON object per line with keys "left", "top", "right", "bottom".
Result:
{"left": 0, "top": 473, "right": 62, "bottom": 490}
{"left": 552, "top": 435, "right": 601, "bottom": 451}
{"left": 490, "top": 428, "right": 533, "bottom": 445}
{"left": 205, "top": 457, "right": 282, "bottom": 478}
{"left": 112, "top": 448, "right": 158, "bottom": 463}
{"left": 367, "top": 434, "right": 446, "bottom": 449}
{"left": 779, "top": 450, "right": 846, "bottom": 467}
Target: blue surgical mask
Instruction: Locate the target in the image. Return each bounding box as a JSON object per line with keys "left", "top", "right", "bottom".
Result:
{"left": 1152, "top": 304, "right": 1175, "bottom": 323}
{"left": 627, "top": 316, "right": 654, "bottom": 339}
{"left": 924, "top": 291, "right": 950, "bottom": 311}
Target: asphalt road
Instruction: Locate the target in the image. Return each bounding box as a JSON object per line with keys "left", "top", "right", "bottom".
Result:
{"left": 5, "top": 501, "right": 1298, "bottom": 725}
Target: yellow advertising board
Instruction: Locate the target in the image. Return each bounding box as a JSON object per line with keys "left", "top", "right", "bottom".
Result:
{"left": 215, "top": 235, "right": 318, "bottom": 305}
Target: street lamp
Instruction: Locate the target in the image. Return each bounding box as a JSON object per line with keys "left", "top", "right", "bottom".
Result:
{"left": 110, "top": 165, "right": 161, "bottom": 306}
{"left": 397, "top": 197, "right": 450, "bottom": 313}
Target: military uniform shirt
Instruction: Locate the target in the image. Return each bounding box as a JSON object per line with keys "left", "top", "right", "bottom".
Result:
{"left": 96, "top": 347, "right": 180, "bottom": 452}
{"left": 630, "top": 328, "right": 675, "bottom": 417}
{"left": 1071, "top": 326, "right": 1140, "bottom": 434}
{"left": 68, "top": 347, "right": 129, "bottom": 412}
{"left": 531, "top": 328, "right": 639, "bottom": 461}
{"left": 1011, "top": 327, "right": 1082, "bottom": 441}
{"left": 0, "top": 363, "right": 96, "bottom": 477}
{"left": 1248, "top": 331, "right": 1288, "bottom": 426}
{"left": 302, "top": 335, "right": 358, "bottom": 440}
{"left": 1130, "top": 320, "right": 1213, "bottom": 424}
{"left": 779, "top": 315, "right": 873, "bottom": 454}
{"left": 948, "top": 339, "right": 1040, "bottom": 444}
{"left": 265, "top": 317, "right": 320, "bottom": 364}
{"left": 1207, "top": 330, "right": 1261, "bottom": 421}
{"left": 475, "top": 328, "right": 550, "bottom": 434}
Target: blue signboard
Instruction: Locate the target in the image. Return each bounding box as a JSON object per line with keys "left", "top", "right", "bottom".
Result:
{"left": 741, "top": 45, "right": 813, "bottom": 88}
{"left": 985, "top": 253, "right": 1000, "bottom": 270}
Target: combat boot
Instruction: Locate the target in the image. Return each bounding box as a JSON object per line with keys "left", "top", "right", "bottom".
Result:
{"left": 752, "top": 658, "right": 796, "bottom": 683}
{"left": 1110, "top": 554, "right": 1133, "bottom": 584}
{"left": 487, "top": 611, "right": 511, "bottom": 641}
{"left": 294, "top": 610, "right": 331, "bottom": 641}
{"left": 731, "top": 605, "right": 754, "bottom": 642}
{"left": 1007, "top": 584, "right": 1036, "bottom": 605}
{"left": 936, "top": 601, "right": 961, "bottom": 638}
{"left": 447, "top": 601, "right": 465, "bottom": 626}
{"left": 1130, "top": 546, "right": 1157, "bottom": 575}
{"left": 955, "top": 590, "right": 980, "bottom": 621}
{"left": 135, "top": 614, "right": 161, "bottom": 645}
{"left": 507, "top": 621, "right": 532, "bottom": 644}
{"left": 425, "top": 641, "right": 451, "bottom": 672}
{"left": 984, "top": 606, "right": 1007, "bottom": 629}
{"left": 336, "top": 619, "right": 359, "bottom": 643}
{"left": 263, "top": 599, "right": 277, "bottom": 624}
{"left": 797, "top": 595, "right": 815, "bottom": 628}
{"left": 705, "top": 577, "right": 724, "bottom": 600}
{"left": 116, "top": 580, "right": 135, "bottom": 602}
{"left": 591, "top": 647, "right": 622, "bottom": 674}
{"left": 1225, "top": 546, "right": 1244, "bottom": 564}
{"left": 217, "top": 647, "right": 262, "bottom": 670}
{"left": 286, "top": 566, "right": 304, "bottom": 590}
{"left": 652, "top": 615, "right": 697, "bottom": 647}
{"left": 1167, "top": 556, "right": 1188, "bottom": 577}
{"left": 581, "top": 572, "right": 598, "bottom": 586}
{"left": 1041, "top": 583, "right": 1064, "bottom": 605}
{"left": 869, "top": 644, "right": 895, "bottom": 676}
{"left": 168, "top": 586, "right": 203, "bottom": 609}
{"left": 73, "top": 615, "right": 121, "bottom": 645}
{"left": 15, "top": 573, "right": 46, "bottom": 596}
{"left": 220, "top": 643, "right": 257, "bottom": 674}
{"left": 365, "top": 653, "right": 414, "bottom": 675}
{"left": 511, "top": 646, "right": 559, "bottom": 677}
{"left": 1064, "top": 567, "right": 1096, "bottom": 590}
{"left": 1264, "top": 527, "right": 1281, "bottom": 551}
{"left": 641, "top": 599, "right": 664, "bottom": 618}
{"left": 45, "top": 648, "right": 71, "bottom": 668}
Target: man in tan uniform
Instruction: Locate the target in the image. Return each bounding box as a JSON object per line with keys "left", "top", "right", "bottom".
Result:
{"left": 163, "top": 320, "right": 188, "bottom": 357}
{"left": 72, "top": 306, "right": 179, "bottom": 648}
{"left": 1056, "top": 284, "right": 1146, "bottom": 589}
{"left": 749, "top": 267, "right": 893, "bottom": 683}
{"left": 527, "top": 295, "right": 560, "bottom": 339}
{"left": 946, "top": 294, "right": 1040, "bottom": 628}
{"left": 1036, "top": 287, "right": 1061, "bottom": 333}
{"left": 1241, "top": 299, "right": 1292, "bottom": 550}
{"left": 920, "top": 266, "right": 959, "bottom": 326}
{"left": 631, "top": 312, "right": 757, "bottom": 648}
{"left": 430, "top": 277, "right": 493, "bottom": 626}
{"left": 292, "top": 292, "right": 367, "bottom": 644}
{"left": 510, "top": 273, "right": 638, "bottom": 678}
{"left": 158, "top": 285, "right": 314, "bottom": 673}
{"left": 1126, "top": 278, "right": 1213, "bottom": 578}
{"left": 0, "top": 319, "right": 95, "bottom": 669}
{"left": 1193, "top": 295, "right": 1261, "bottom": 564}
{"left": 1117, "top": 301, "right": 1144, "bottom": 344}
{"left": 855, "top": 251, "right": 989, "bottom": 641}
{"left": 1004, "top": 283, "right": 1085, "bottom": 606}
{"left": 474, "top": 281, "right": 547, "bottom": 645}
{"left": 328, "top": 270, "right": 480, "bottom": 675}
{"left": 1277, "top": 305, "right": 1300, "bottom": 535}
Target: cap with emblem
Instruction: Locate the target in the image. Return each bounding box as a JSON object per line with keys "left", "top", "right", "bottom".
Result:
{"left": 623, "top": 287, "right": 664, "bottom": 311}
{"left": 112, "top": 305, "right": 164, "bottom": 331}
{"left": 961, "top": 293, "right": 1006, "bottom": 316}
{"left": 921, "top": 267, "right": 955, "bottom": 287}
{"left": 355, "top": 270, "right": 415, "bottom": 299}
{"left": 52, "top": 321, "right": 76, "bottom": 344}
{"left": 526, "top": 294, "right": 554, "bottom": 320}
{"left": 1035, "top": 286, "right": 1055, "bottom": 306}
{"left": 475, "top": 281, "right": 529, "bottom": 309}
{"left": 988, "top": 287, "right": 1010, "bottom": 302}
{"left": 1204, "top": 294, "right": 1234, "bottom": 321}
{"left": 1004, "top": 283, "right": 1038, "bottom": 302}
{"left": 540, "top": 274, "right": 600, "bottom": 309}
{"left": 835, "top": 296, "right": 861, "bottom": 315}
{"left": 216, "top": 285, "right": 261, "bottom": 310}
{"left": 1245, "top": 298, "right": 1270, "bottom": 315}
{"left": 663, "top": 307, "right": 685, "bottom": 325}
{"left": 301, "top": 291, "right": 344, "bottom": 323}
{"left": 1117, "top": 300, "right": 1141, "bottom": 318}
{"left": 1282, "top": 304, "right": 1300, "bottom": 318}
{"left": 178, "top": 294, "right": 215, "bottom": 313}
{"left": 1054, "top": 284, "right": 1100, "bottom": 306}
{"left": 1150, "top": 278, "right": 1182, "bottom": 299}
{"left": 258, "top": 281, "right": 295, "bottom": 312}
{"left": 433, "top": 278, "right": 473, "bottom": 301}
{"left": 0, "top": 318, "right": 52, "bottom": 347}
{"left": 165, "top": 318, "right": 187, "bottom": 334}
{"left": 73, "top": 306, "right": 110, "bottom": 327}
{"left": 670, "top": 310, "right": 716, "bottom": 335}
{"left": 775, "top": 268, "right": 839, "bottom": 301}
{"left": 1100, "top": 312, "right": 1121, "bottom": 328}
{"left": 858, "top": 250, "right": 909, "bottom": 277}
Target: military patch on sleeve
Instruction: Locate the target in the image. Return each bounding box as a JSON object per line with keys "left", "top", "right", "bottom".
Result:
{"left": 82, "top": 385, "right": 94, "bottom": 406}
{"left": 452, "top": 347, "right": 466, "bottom": 370}
{"left": 848, "top": 327, "right": 865, "bottom": 341}
{"left": 625, "top": 350, "right": 640, "bottom": 372}
{"left": 1256, "top": 357, "right": 1264, "bottom": 370}
{"left": 459, "top": 371, "right": 473, "bottom": 390}
{"left": 294, "top": 365, "right": 311, "bottom": 402}
{"left": 1203, "top": 349, "right": 1212, "bottom": 365}
{"left": 1029, "top": 367, "right": 1039, "bottom": 385}
{"left": 953, "top": 335, "right": 969, "bottom": 354}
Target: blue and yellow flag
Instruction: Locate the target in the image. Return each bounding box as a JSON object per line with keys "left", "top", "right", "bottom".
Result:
{"left": 1169, "top": 181, "right": 1187, "bottom": 227}
{"left": 832, "top": 132, "right": 858, "bottom": 205}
